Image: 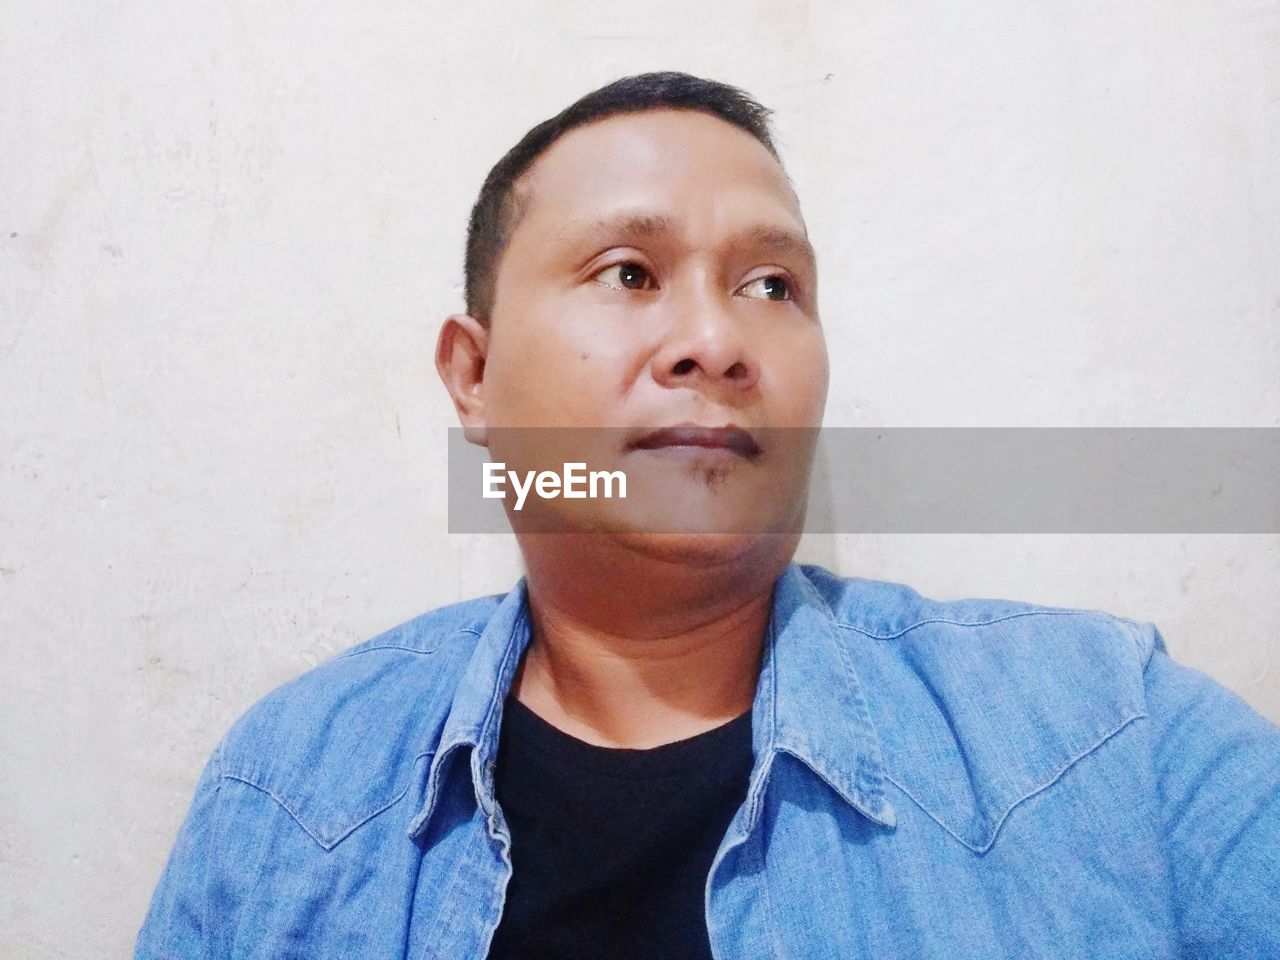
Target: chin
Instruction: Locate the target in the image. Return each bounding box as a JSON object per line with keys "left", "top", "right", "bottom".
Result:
{"left": 610, "top": 529, "right": 802, "bottom": 572}
{"left": 509, "top": 497, "right": 807, "bottom": 574}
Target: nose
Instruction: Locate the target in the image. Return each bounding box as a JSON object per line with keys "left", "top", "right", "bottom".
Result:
{"left": 650, "top": 283, "right": 759, "bottom": 395}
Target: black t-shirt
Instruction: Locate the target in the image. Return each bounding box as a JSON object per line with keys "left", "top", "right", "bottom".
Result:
{"left": 486, "top": 694, "right": 755, "bottom": 960}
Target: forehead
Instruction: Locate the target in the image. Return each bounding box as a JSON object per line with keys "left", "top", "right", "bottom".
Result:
{"left": 510, "top": 109, "right": 805, "bottom": 239}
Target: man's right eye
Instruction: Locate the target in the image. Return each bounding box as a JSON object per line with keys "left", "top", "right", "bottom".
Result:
{"left": 594, "top": 262, "right": 653, "bottom": 291}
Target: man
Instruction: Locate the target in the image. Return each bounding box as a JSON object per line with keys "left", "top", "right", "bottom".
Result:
{"left": 136, "top": 72, "right": 1280, "bottom": 959}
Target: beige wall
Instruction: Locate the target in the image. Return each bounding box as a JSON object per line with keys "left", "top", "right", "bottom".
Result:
{"left": 1, "top": 1, "right": 1277, "bottom": 956}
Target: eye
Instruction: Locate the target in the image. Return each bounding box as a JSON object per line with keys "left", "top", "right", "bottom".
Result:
{"left": 739, "top": 274, "right": 792, "bottom": 301}
{"left": 594, "top": 261, "right": 654, "bottom": 291}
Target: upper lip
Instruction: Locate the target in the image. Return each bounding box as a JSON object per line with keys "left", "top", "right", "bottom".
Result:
{"left": 627, "top": 424, "right": 762, "bottom": 459}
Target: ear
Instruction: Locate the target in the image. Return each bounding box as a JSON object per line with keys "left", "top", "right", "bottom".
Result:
{"left": 435, "top": 313, "right": 490, "bottom": 446}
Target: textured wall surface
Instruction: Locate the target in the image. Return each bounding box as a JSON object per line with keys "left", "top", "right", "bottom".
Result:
{"left": 2, "top": 1, "right": 1277, "bottom": 956}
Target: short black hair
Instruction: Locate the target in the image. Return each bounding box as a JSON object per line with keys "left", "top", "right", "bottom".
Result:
{"left": 463, "top": 71, "right": 781, "bottom": 323}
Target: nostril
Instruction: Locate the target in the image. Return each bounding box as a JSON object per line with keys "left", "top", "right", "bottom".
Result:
{"left": 725, "top": 361, "right": 747, "bottom": 380}
{"left": 672, "top": 358, "right": 696, "bottom": 375}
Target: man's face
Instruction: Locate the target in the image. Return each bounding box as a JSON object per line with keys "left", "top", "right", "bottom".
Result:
{"left": 460, "top": 108, "right": 829, "bottom": 548}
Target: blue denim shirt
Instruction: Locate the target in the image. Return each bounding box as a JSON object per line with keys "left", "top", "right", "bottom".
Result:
{"left": 136, "top": 562, "right": 1280, "bottom": 959}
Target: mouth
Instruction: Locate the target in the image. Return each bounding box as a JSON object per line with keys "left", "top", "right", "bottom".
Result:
{"left": 625, "top": 424, "right": 763, "bottom": 460}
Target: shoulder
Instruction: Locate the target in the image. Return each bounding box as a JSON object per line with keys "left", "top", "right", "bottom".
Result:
{"left": 210, "top": 591, "right": 507, "bottom": 848}
{"left": 797, "top": 563, "right": 1163, "bottom": 851}
{"left": 801, "top": 561, "right": 1156, "bottom": 655}
{"left": 798, "top": 561, "right": 1160, "bottom": 677}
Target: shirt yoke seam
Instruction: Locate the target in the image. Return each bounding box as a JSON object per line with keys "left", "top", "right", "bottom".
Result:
{"left": 834, "top": 607, "right": 1119, "bottom": 642}
{"left": 221, "top": 749, "right": 434, "bottom": 851}
{"left": 334, "top": 626, "right": 484, "bottom": 660}
{"left": 335, "top": 643, "right": 451, "bottom": 659}
{"left": 884, "top": 709, "right": 1148, "bottom": 854}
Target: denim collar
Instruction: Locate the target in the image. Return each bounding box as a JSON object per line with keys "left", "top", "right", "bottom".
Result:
{"left": 406, "top": 562, "right": 896, "bottom": 841}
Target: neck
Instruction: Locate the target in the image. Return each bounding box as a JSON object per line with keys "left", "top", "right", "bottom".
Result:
{"left": 510, "top": 533, "right": 797, "bottom": 748}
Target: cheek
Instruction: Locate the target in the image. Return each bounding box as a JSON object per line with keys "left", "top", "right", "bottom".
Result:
{"left": 484, "top": 321, "right": 631, "bottom": 425}
{"left": 768, "top": 328, "right": 829, "bottom": 422}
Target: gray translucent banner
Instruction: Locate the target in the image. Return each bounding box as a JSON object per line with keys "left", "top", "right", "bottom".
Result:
{"left": 447, "top": 428, "right": 1280, "bottom": 533}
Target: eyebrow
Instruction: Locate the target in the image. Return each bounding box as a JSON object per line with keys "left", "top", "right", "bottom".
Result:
{"left": 595, "top": 212, "right": 674, "bottom": 239}
{"left": 744, "top": 224, "right": 817, "bottom": 270}
{"left": 567, "top": 212, "right": 817, "bottom": 270}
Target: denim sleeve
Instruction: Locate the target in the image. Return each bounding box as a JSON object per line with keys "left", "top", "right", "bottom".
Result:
{"left": 1142, "top": 636, "right": 1280, "bottom": 959}
{"left": 134, "top": 740, "right": 226, "bottom": 960}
